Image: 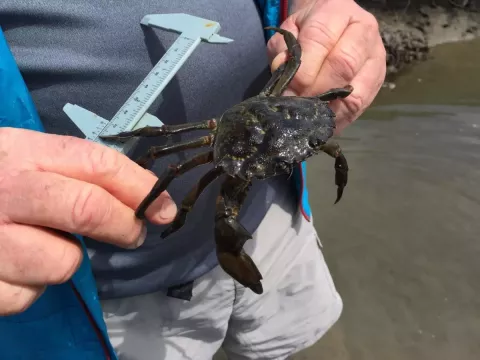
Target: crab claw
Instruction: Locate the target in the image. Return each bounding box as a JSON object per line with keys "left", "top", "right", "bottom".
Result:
{"left": 215, "top": 216, "right": 264, "bottom": 294}
{"left": 334, "top": 153, "right": 348, "bottom": 204}
{"left": 217, "top": 249, "right": 264, "bottom": 295}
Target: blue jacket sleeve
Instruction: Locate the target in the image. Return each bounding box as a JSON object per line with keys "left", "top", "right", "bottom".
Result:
{"left": 254, "top": 0, "right": 282, "bottom": 39}
{"left": 0, "top": 28, "right": 116, "bottom": 360}
{"left": 0, "top": 27, "right": 45, "bottom": 132}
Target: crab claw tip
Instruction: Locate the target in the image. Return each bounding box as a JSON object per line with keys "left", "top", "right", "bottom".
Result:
{"left": 334, "top": 186, "right": 344, "bottom": 204}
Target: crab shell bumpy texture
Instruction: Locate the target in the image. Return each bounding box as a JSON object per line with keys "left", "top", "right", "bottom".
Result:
{"left": 213, "top": 94, "right": 336, "bottom": 180}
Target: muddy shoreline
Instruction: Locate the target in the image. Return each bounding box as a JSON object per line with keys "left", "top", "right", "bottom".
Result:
{"left": 357, "top": 0, "right": 480, "bottom": 79}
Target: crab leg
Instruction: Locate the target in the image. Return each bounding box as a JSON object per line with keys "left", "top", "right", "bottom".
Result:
{"left": 319, "top": 140, "right": 349, "bottom": 204}
{"left": 99, "top": 119, "right": 217, "bottom": 142}
{"left": 259, "top": 62, "right": 287, "bottom": 97}
{"left": 261, "top": 27, "right": 302, "bottom": 97}
{"left": 135, "top": 151, "right": 214, "bottom": 219}
{"left": 214, "top": 176, "right": 263, "bottom": 294}
{"left": 317, "top": 85, "right": 354, "bottom": 101}
{"left": 135, "top": 134, "right": 214, "bottom": 169}
{"left": 161, "top": 166, "right": 224, "bottom": 238}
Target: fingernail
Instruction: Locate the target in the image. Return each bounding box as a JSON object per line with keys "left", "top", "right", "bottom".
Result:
{"left": 129, "top": 223, "right": 147, "bottom": 249}
{"left": 283, "top": 89, "right": 297, "bottom": 96}
{"left": 158, "top": 198, "right": 177, "bottom": 221}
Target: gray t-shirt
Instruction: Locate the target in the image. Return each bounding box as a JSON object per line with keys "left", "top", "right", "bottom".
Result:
{"left": 2, "top": 0, "right": 295, "bottom": 299}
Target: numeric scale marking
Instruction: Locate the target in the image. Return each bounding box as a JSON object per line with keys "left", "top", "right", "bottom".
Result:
{"left": 95, "top": 35, "right": 200, "bottom": 151}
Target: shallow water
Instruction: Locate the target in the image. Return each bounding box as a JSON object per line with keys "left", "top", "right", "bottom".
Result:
{"left": 295, "top": 38, "right": 480, "bottom": 359}
{"left": 213, "top": 39, "right": 480, "bottom": 360}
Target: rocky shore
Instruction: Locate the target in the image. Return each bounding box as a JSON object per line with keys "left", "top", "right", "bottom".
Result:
{"left": 357, "top": 0, "right": 480, "bottom": 79}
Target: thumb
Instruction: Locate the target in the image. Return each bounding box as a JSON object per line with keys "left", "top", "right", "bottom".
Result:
{"left": 266, "top": 19, "right": 299, "bottom": 72}
{"left": 266, "top": 20, "right": 300, "bottom": 97}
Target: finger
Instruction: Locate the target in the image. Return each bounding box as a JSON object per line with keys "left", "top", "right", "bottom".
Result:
{"left": 0, "top": 223, "right": 83, "bottom": 286}
{"left": 0, "top": 279, "right": 45, "bottom": 316}
{"left": 304, "top": 20, "right": 376, "bottom": 96}
{"left": 1, "top": 170, "right": 148, "bottom": 248}
{"left": 331, "top": 41, "right": 386, "bottom": 133}
{"left": 281, "top": 1, "right": 351, "bottom": 92}
{"left": 0, "top": 128, "right": 176, "bottom": 224}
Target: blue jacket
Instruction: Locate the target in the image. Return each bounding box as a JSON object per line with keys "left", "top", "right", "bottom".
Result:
{"left": 0, "top": 2, "right": 311, "bottom": 358}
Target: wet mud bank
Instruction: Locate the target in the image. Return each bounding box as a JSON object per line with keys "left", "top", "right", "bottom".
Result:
{"left": 357, "top": 0, "right": 480, "bottom": 79}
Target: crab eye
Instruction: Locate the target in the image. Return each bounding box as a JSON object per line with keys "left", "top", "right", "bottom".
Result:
{"left": 308, "top": 136, "right": 322, "bottom": 149}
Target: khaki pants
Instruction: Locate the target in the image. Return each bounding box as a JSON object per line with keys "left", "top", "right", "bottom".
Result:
{"left": 101, "top": 190, "right": 342, "bottom": 360}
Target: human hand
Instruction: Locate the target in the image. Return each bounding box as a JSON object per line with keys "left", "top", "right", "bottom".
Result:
{"left": 0, "top": 128, "right": 176, "bottom": 315}
{"left": 267, "top": 0, "right": 387, "bottom": 133}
